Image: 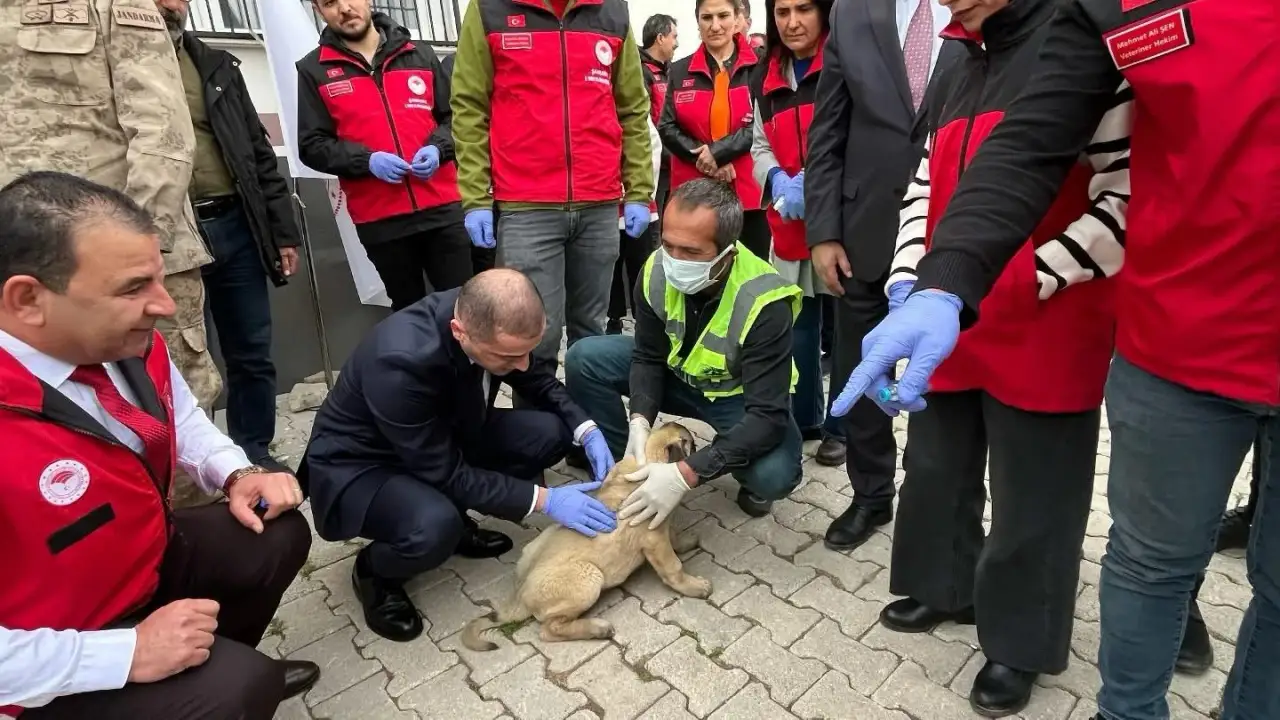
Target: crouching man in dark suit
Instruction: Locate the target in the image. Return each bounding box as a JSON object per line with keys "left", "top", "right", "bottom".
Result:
{"left": 299, "top": 269, "right": 617, "bottom": 642}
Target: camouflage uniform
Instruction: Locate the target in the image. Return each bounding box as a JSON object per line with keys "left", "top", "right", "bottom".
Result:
{"left": 0, "top": 0, "right": 222, "bottom": 411}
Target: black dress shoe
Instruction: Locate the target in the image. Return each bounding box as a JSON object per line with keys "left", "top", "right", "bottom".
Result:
{"left": 880, "top": 597, "right": 976, "bottom": 633}
{"left": 606, "top": 318, "right": 624, "bottom": 335}
{"left": 455, "top": 521, "right": 513, "bottom": 559}
{"left": 1216, "top": 506, "right": 1254, "bottom": 552}
{"left": 824, "top": 504, "right": 892, "bottom": 550}
{"left": 1176, "top": 610, "right": 1214, "bottom": 675}
{"left": 279, "top": 659, "right": 321, "bottom": 699}
{"left": 814, "top": 437, "right": 847, "bottom": 467}
{"left": 352, "top": 551, "right": 423, "bottom": 642}
{"left": 970, "top": 661, "right": 1037, "bottom": 718}
{"left": 737, "top": 488, "right": 773, "bottom": 517}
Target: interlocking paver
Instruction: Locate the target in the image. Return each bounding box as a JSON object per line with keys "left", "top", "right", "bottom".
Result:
{"left": 261, "top": 373, "right": 1251, "bottom": 720}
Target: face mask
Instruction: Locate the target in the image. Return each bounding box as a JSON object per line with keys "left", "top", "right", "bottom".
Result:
{"left": 662, "top": 244, "right": 733, "bottom": 295}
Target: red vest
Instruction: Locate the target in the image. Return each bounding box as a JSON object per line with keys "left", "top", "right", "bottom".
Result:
{"left": 479, "top": 0, "right": 631, "bottom": 203}
{"left": 0, "top": 334, "right": 176, "bottom": 714}
{"left": 925, "top": 18, "right": 1115, "bottom": 413}
{"left": 666, "top": 35, "right": 763, "bottom": 211}
{"left": 642, "top": 54, "right": 669, "bottom": 128}
{"left": 300, "top": 32, "right": 461, "bottom": 224}
{"left": 754, "top": 38, "right": 825, "bottom": 260}
{"left": 1086, "top": 0, "right": 1280, "bottom": 404}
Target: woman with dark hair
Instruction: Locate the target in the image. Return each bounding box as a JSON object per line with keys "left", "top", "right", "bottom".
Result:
{"left": 657, "top": 0, "right": 769, "bottom": 260}
{"left": 749, "top": 0, "right": 844, "bottom": 465}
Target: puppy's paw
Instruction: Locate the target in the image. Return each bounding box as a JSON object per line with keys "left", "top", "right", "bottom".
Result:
{"left": 681, "top": 575, "right": 713, "bottom": 599}
{"left": 587, "top": 618, "right": 616, "bottom": 639}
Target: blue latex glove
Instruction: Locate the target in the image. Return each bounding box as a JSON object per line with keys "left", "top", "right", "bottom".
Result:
{"left": 409, "top": 145, "right": 440, "bottom": 180}
{"left": 780, "top": 170, "right": 805, "bottom": 221}
{"left": 582, "top": 428, "right": 616, "bottom": 483}
{"left": 887, "top": 279, "right": 915, "bottom": 313}
{"left": 464, "top": 209, "right": 495, "bottom": 249}
{"left": 623, "top": 202, "right": 651, "bottom": 238}
{"left": 830, "top": 289, "right": 964, "bottom": 417}
{"left": 770, "top": 170, "right": 791, "bottom": 209}
{"left": 368, "top": 151, "right": 411, "bottom": 183}
{"left": 543, "top": 481, "right": 617, "bottom": 537}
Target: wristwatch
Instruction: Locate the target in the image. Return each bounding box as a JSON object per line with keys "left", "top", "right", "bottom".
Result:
{"left": 222, "top": 464, "right": 270, "bottom": 495}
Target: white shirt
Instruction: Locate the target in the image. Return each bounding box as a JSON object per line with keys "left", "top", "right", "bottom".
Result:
{"left": 0, "top": 329, "right": 253, "bottom": 709}
{"left": 896, "top": 0, "right": 952, "bottom": 81}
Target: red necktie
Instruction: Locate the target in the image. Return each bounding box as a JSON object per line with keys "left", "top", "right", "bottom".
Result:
{"left": 70, "top": 365, "right": 172, "bottom": 482}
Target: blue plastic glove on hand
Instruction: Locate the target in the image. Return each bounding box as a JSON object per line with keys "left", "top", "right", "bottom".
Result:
{"left": 780, "top": 170, "right": 805, "bottom": 221}
{"left": 623, "top": 202, "right": 651, "bottom": 238}
{"left": 582, "top": 429, "right": 616, "bottom": 483}
{"left": 770, "top": 170, "right": 791, "bottom": 210}
{"left": 830, "top": 290, "right": 964, "bottom": 417}
{"left": 410, "top": 145, "right": 440, "bottom": 180}
{"left": 543, "top": 481, "right": 617, "bottom": 537}
{"left": 887, "top": 279, "right": 915, "bottom": 313}
{"left": 368, "top": 151, "right": 411, "bottom": 183}
{"left": 464, "top": 209, "right": 495, "bottom": 249}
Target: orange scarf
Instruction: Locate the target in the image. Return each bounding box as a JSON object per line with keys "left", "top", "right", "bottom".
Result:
{"left": 709, "top": 62, "right": 732, "bottom": 140}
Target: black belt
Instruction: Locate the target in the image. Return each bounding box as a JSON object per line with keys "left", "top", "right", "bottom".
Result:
{"left": 192, "top": 194, "right": 240, "bottom": 221}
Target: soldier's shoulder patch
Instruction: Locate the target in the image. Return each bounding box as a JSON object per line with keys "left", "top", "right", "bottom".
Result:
{"left": 20, "top": 5, "right": 53, "bottom": 24}
{"left": 50, "top": 2, "right": 88, "bottom": 24}
{"left": 112, "top": 5, "right": 165, "bottom": 30}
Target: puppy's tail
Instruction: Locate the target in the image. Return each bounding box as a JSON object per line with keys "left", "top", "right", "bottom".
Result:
{"left": 460, "top": 597, "right": 533, "bottom": 652}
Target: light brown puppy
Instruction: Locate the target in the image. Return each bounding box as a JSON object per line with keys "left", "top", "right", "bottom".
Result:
{"left": 462, "top": 422, "right": 711, "bottom": 650}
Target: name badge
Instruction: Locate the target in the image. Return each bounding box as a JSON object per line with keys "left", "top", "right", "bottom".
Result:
{"left": 674, "top": 90, "right": 696, "bottom": 104}
{"left": 501, "top": 32, "right": 533, "bottom": 51}
{"left": 324, "top": 80, "right": 353, "bottom": 98}
{"left": 1105, "top": 7, "right": 1194, "bottom": 71}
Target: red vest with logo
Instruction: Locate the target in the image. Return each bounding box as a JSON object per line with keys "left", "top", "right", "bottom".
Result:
{"left": 479, "top": 0, "right": 632, "bottom": 203}
{"left": 300, "top": 29, "right": 460, "bottom": 224}
{"left": 666, "top": 35, "right": 763, "bottom": 211}
{"left": 642, "top": 54, "right": 669, "bottom": 128}
{"left": 0, "top": 334, "right": 176, "bottom": 715}
{"left": 754, "top": 38, "right": 825, "bottom": 260}
{"left": 1086, "top": 0, "right": 1280, "bottom": 404}
{"left": 925, "top": 18, "right": 1115, "bottom": 413}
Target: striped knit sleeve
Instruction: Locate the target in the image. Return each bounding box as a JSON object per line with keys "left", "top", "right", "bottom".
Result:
{"left": 1033, "top": 81, "right": 1131, "bottom": 300}
{"left": 885, "top": 136, "right": 931, "bottom": 295}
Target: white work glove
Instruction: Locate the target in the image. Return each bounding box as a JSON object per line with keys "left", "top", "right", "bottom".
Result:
{"left": 624, "top": 416, "right": 651, "bottom": 466}
{"left": 618, "top": 462, "right": 693, "bottom": 529}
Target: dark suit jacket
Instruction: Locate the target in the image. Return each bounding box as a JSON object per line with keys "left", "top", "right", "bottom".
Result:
{"left": 804, "top": 0, "right": 962, "bottom": 282}
{"left": 298, "top": 289, "right": 591, "bottom": 541}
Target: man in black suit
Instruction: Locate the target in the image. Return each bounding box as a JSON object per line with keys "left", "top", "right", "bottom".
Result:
{"left": 804, "top": 0, "right": 958, "bottom": 551}
{"left": 299, "top": 270, "right": 617, "bottom": 642}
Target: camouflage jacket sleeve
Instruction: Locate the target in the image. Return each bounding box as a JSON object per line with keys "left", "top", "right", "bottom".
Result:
{"left": 101, "top": 0, "right": 197, "bottom": 253}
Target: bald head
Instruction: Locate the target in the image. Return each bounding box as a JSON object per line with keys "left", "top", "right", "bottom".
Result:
{"left": 454, "top": 269, "right": 546, "bottom": 342}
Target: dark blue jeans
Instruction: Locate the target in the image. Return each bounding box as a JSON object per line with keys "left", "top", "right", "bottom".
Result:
{"left": 793, "top": 296, "right": 844, "bottom": 438}
{"left": 564, "top": 334, "right": 803, "bottom": 501}
{"left": 1099, "top": 356, "right": 1279, "bottom": 720}
{"left": 197, "top": 204, "right": 277, "bottom": 462}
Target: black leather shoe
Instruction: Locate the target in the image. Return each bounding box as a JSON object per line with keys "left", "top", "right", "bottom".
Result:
{"left": 352, "top": 552, "right": 423, "bottom": 642}
{"left": 824, "top": 504, "right": 891, "bottom": 550}
{"left": 970, "top": 661, "right": 1037, "bottom": 717}
{"left": 1176, "top": 610, "right": 1214, "bottom": 675}
{"left": 455, "top": 522, "right": 513, "bottom": 559}
{"left": 814, "top": 437, "right": 847, "bottom": 467}
{"left": 606, "top": 318, "right": 624, "bottom": 335}
{"left": 1216, "top": 506, "right": 1254, "bottom": 552}
{"left": 279, "top": 659, "right": 321, "bottom": 699}
{"left": 737, "top": 488, "right": 773, "bottom": 517}
{"left": 880, "top": 597, "right": 976, "bottom": 633}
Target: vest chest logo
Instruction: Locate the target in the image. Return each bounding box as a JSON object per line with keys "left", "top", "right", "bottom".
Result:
{"left": 653, "top": 82, "right": 668, "bottom": 97}
{"left": 502, "top": 32, "right": 533, "bottom": 51}
{"left": 325, "top": 79, "right": 354, "bottom": 98}
{"left": 674, "top": 90, "right": 697, "bottom": 104}
{"left": 407, "top": 74, "right": 428, "bottom": 96}
{"left": 1104, "top": 7, "right": 1194, "bottom": 71}
{"left": 506, "top": 14, "right": 525, "bottom": 27}
{"left": 326, "top": 67, "right": 345, "bottom": 79}
{"left": 595, "top": 39, "right": 614, "bottom": 66}
{"left": 682, "top": 78, "right": 695, "bottom": 88}
{"left": 39, "top": 460, "right": 90, "bottom": 507}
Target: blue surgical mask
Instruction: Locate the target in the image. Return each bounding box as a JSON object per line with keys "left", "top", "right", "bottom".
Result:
{"left": 661, "top": 245, "right": 734, "bottom": 295}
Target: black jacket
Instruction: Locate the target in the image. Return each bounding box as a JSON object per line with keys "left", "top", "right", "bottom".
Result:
{"left": 298, "top": 289, "right": 592, "bottom": 541}
{"left": 181, "top": 33, "right": 300, "bottom": 286}
{"left": 803, "top": 0, "right": 961, "bottom": 282}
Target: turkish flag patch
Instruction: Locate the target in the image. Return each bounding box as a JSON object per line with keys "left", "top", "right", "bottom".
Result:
{"left": 507, "top": 14, "right": 525, "bottom": 27}
{"left": 326, "top": 68, "right": 344, "bottom": 79}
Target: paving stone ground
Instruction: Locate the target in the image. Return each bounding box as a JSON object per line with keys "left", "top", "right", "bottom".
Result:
{"left": 258, "top": 357, "right": 1255, "bottom": 720}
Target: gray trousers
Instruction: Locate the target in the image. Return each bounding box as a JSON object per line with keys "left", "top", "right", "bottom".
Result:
{"left": 496, "top": 205, "right": 620, "bottom": 368}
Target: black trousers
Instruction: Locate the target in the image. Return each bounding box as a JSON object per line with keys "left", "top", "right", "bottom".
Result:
{"left": 608, "top": 226, "right": 658, "bottom": 321}
{"left": 358, "top": 409, "right": 573, "bottom": 580}
{"left": 363, "top": 222, "right": 474, "bottom": 311}
{"left": 890, "top": 390, "right": 1099, "bottom": 674}
{"left": 832, "top": 273, "right": 897, "bottom": 507}
{"left": 739, "top": 209, "right": 771, "bottom": 260}
{"left": 27, "top": 507, "right": 313, "bottom": 720}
